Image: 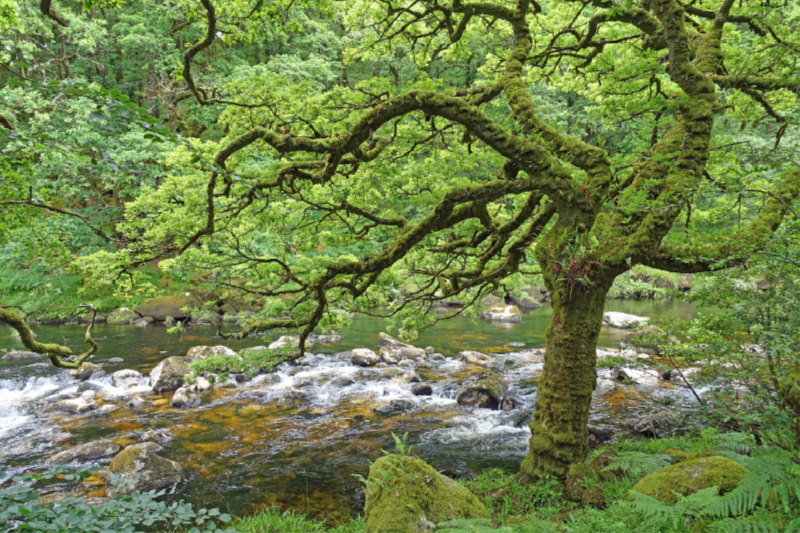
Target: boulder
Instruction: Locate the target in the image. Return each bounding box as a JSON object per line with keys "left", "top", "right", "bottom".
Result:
{"left": 588, "top": 424, "right": 615, "bottom": 445}
{"left": 268, "top": 335, "right": 313, "bottom": 350}
{"left": 150, "top": 356, "right": 191, "bottom": 393}
{"left": 133, "top": 319, "right": 151, "bottom": 328}
{"left": 107, "top": 307, "right": 139, "bottom": 325}
{"left": 170, "top": 387, "right": 196, "bottom": 408}
{"left": 56, "top": 396, "right": 98, "bottom": 414}
{"left": 218, "top": 296, "right": 258, "bottom": 315}
{"left": 194, "top": 376, "right": 211, "bottom": 392}
{"left": 79, "top": 314, "right": 106, "bottom": 324}
{"left": 380, "top": 346, "right": 426, "bottom": 364}
{"left": 112, "top": 369, "right": 142, "bottom": 388}
{"left": 47, "top": 439, "right": 120, "bottom": 465}
{"left": 512, "top": 296, "right": 542, "bottom": 310}
{"left": 459, "top": 351, "right": 498, "bottom": 369}
{"left": 456, "top": 372, "right": 508, "bottom": 410}
{"left": 138, "top": 430, "right": 173, "bottom": 448}
{"left": 633, "top": 456, "right": 748, "bottom": 504}
{"left": 378, "top": 332, "right": 415, "bottom": 348}
{"left": 480, "top": 295, "right": 503, "bottom": 307}
{"left": 634, "top": 410, "right": 679, "bottom": 437}
{"left": 364, "top": 455, "right": 486, "bottom": 533}
{"left": 134, "top": 293, "right": 202, "bottom": 321}
{"left": 106, "top": 445, "right": 182, "bottom": 496}
{"left": 330, "top": 376, "right": 356, "bottom": 387}
{"left": 126, "top": 396, "right": 146, "bottom": 410}
{"left": 352, "top": 348, "right": 380, "bottom": 367}
{"left": 507, "top": 342, "right": 525, "bottom": 348}
{"left": 77, "top": 380, "right": 105, "bottom": 393}
{"left": 602, "top": 312, "right": 649, "bottom": 329}
{"left": 309, "top": 333, "right": 343, "bottom": 344}
{"left": 388, "top": 399, "right": 414, "bottom": 411}
{"left": 411, "top": 383, "right": 432, "bottom": 396}
{"left": 397, "top": 359, "right": 416, "bottom": 368}
{"left": 185, "top": 345, "right": 237, "bottom": 361}
{"left": 479, "top": 305, "right": 521, "bottom": 323}
{"left": 69, "top": 362, "right": 103, "bottom": 381}
{"left": 107, "top": 357, "right": 125, "bottom": 364}
{"left": 402, "top": 370, "right": 421, "bottom": 383}
{"left": 2, "top": 350, "right": 42, "bottom": 361}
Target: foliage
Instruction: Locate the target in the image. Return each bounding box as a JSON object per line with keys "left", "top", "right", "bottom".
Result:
{"left": 231, "top": 507, "right": 365, "bottom": 533}
{"left": 187, "top": 344, "right": 296, "bottom": 379}
{"left": 0, "top": 467, "right": 234, "bottom": 533}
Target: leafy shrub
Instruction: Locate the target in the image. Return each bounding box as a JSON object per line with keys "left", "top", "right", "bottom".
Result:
{"left": 0, "top": 467, "right": 235, "bottom": 533}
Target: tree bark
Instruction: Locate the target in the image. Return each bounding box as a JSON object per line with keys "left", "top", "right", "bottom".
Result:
{"left": 518, "top": 281, "right": 611, "bottom": 481}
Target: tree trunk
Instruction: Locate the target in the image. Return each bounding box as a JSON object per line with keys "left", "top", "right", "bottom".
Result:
{"left": 518, "top": 281, "right": 611, "bottom": 482}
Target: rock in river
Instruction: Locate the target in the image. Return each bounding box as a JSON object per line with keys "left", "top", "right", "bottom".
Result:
{"left": 69, "top": 362, "right": 104, "bottom": 381}
{"left": 602, "top": 311, "right": 649, "bottom": 329}
{"left": 479, "top": 304, "right": 521, "bottom": 323}
{"left": 364, "top": 455, "right": 486, "bottom": 533}
{"left": 134, "top": 292, "right": 202, "bottom": 321}
{"left": 150, "top": 356, "right": 191, "bottom": 393}
{"left": 1, "top": 350, "right": 42, "bottom": 361}
{"left": 459, "top": 350, "right": 498, "bottom": 369}
{"left": 456, "top": 372, "right": 508, "bottom": 410}
{"left": 112, "top": 369, "right": 142, "bottom": 388}
{"left": 186, "top": 345, "right": 238, "bottom": 361}
{"left": 352, "top": 348, "right": 380, "bottom": 367}
{"left": 106, "top": 444, "right": 182, "bottom": 497}
{"left": 106, "top": 307, "right": 139, "bottom": 325}
{"left": 47, "top": 439, "right": 120, "bottom": 465}
{"left": 411, "top": 383, "right": 432, "bottom": 396}
{"left": 634, "top": 410, "right": 679, "bottom": 437}
{"left": 56, "top": 393, "right": 98, "bottom": 414}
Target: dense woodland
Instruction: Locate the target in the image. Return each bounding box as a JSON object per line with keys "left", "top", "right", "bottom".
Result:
{"left": 1, "top": 0, "right": 800, "bottom": 532}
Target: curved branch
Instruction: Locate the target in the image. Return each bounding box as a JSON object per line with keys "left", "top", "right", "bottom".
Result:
{"left": 39, "top": 0, "right": 69, "bottom": 27}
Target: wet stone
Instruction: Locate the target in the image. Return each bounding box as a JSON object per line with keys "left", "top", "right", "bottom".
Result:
{"left": 57, "top": 396, "right": 98, "bottom": 414}
{"left": 588, "top": 424, "right": 615, "bottom": 445}
{"left": 403, "top": 371, "right": 421, "bottom": 383}
{"left": 106, "top": 357, "right": 125, "bottom": 364}
{"left": 69, "top": 362, "right": 104, "bottom": 381}
{"left": 126, "top": 396, "right": 146, "bottom": 410}
{"left": 411, "top": 383, "right": 433, "bottom": 396}
{"left": 284, "top": 388, "right": 310, "bottom": 400}
{"left": 330, "top": 376, "right": 356, "bottom": 387}
{"left": 293, "top": 377, "right": 314, "bottom": 388}
{"left": 47, "top": 439, "right": 120, "bottom": 465}
{"left": 138, "top": 430, "right": 173, "bottom": 448}
{"left": 112, "top": 369, "right": 142, "bottom": 388}
{"left": 77, "top": 381, "right": 106, "bottom": 393}
{"left": 430, "top": 460, "right": 473, "bottom": 480}
{"left": 1, "top": 350, "right": 42, "bottom": 361}
{"left": 389, "top": 399, "right": 414, "bottom": 411}
{"left": 507, "top": 342, "right": 525, "bottom": 348}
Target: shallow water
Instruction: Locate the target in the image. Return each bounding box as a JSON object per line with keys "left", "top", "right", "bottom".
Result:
{"left": 0, "top": 300, "right": 704, "bottom": 521}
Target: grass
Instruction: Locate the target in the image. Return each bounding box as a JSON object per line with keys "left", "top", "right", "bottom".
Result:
{"left": 232, "top": 508, "right": 366, "bottom": 533}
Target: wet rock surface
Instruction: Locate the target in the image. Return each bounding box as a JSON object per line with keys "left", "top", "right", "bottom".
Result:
{"left": 47, "top": 439, "right": 120, "bottom": 465}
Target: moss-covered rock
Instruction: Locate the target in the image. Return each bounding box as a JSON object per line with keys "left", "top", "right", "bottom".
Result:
{"left": 633, "top": 456, "right": 748, "bottom": 504}
{"left": 661, "top": 447, "right": 689, "bottom": 463}
{"left": 107, "top": 307, "right": 139, "bottom": 325}
{"left": 456, "top": 372, "right": 508, "bottom": 410}
{"left": 69, "top": 362, "right": 103, "bottom": 381}
{"left": 150, "top": 356, "right": 191, "bottom": 393}
{"left": 106, "top": 444, "right": 182, "bottom": 496}
{"left": 364, "top": 455, "right": 486, "bottom": 533}
{"left": 134, "top": 293, "right": 202, "bottom": 321}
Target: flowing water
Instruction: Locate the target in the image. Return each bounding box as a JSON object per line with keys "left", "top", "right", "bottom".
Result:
{"left": 0, "top": 300, "right": 704, "bottom": 521}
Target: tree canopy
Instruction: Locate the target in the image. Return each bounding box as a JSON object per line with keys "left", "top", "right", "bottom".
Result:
{"left": 2, "top": 0, "right": 800, "bottom": 480}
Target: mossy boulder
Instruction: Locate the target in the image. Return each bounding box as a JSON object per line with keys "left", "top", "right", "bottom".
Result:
{"left": 364, "top": 455, "right": 486, "bottom": 533}
{"left": 661, "top": 447, "right": 690, "bottom": 463}
{"left": 633, "top": 456, "right": 748, "bottom": 504}
{"left": 456, "top": 372, "right": 508, "bottom": 409}
{"left": 134, "top": 293, "right": 202, "bottom": 321}
{"left": 106, "top": 444, "right": 182, "bottom": 496}
{"left": 107, "top": 307, "right": 139, "bottom": 325}
{"left": 150, "top": 356, "right": 191, "bottom": 393}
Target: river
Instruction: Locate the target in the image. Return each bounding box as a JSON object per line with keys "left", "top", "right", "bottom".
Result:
{"left": 0, "top": 299, "right": 703, "bottom": 522}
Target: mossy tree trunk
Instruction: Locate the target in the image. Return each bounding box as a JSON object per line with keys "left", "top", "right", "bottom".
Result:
{"left": 518, "top": 271, "right": 613, "bottom": 482}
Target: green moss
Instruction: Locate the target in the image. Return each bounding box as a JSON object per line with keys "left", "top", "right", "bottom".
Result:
{"left": 363, "top": 455, "right": 486, "bottom": 533}
{"left": 108, "top": 446, "right": 140, "bottom": 474}
{"left": 632, "top": 456, "right": 748, "bottom": 504}
{"left": 660, "top": 448, "right": 689, "bottom": 463}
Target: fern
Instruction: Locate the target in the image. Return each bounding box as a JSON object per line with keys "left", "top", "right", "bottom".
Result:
{"left": 436, "top": 518, "right": 537, "bottom": 533}
{"left": 702, "top": 448, "right": 800, "bottom": 520}
{"left": 605, "top": 452, "right": 674, "bottom": 476}
{"left": 631, "top": 486, "right": 720, "bottom": 529}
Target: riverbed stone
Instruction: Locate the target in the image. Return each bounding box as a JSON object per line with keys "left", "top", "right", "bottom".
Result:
{"left": 56, "top": 396, "right": 98, "bottom": 414}
{"left": 107, "top": 357, "right": 125, "bottom": 365}
{"left": 330, "top": 376, "right": 356, "bottom": 387}
{"left": 388, "top": 399, "right": 414, "bottom": 411}
{"left": 1, "top": 350, "right": 42, "bottom": 361}
{"left": 456, "top": 372, "right": 508, "bottom": 410}
{"left": 77, "top": 380, "right": 105, "bottom": 393}
{"left": 352, "top": 348, "right": 380, "bottom": 367}
{"left": 268, "top": 335, "right": 313, "bottom": 350}
{"left": 402, "top": 370, "right": 421, "bottom": 383}
{"left": 602, "top": 312, "right": 649, "bottom": 329}
{"left": 378, "top": 332, "right": 415, "bottom": 348}
{"left": 69, "top": 362, "right": 103, "bottom": 381}
{"left": 126, "top": 396, "right": 146, "bottom": 409}
{"left": 186, "top": 345, "right": 238, "bottom": 361}
{"left": 284, "top": 388, "right": 309, "bottom": 400}
{"left": 138, "top": 430, "right": 173, "bottom": 448}
{"left": 623, "top": 325, "right": 675, "bottom": 355}
{"left": 310, "top": 333, "right": 343, "bottom": 344}
{"left": 107, "top": 307, "right": 139, "bottom": 325}
{"left": 364, "top": 455, "right": 486, "bottom": 533}
{"left": 479, "top": 305, "right": 521, "bottom": 323}
{"left": 397, "top": 358, "right": 415, "bottom": 368}
{"left": 513, "top": 296, "right": 541, "bottom": 310}
{"left": 633, "top": 456, "right": 748, "bottom": 504}
{"left": 150, "top": 356, "right": 191, "bottom": 393}
{"left": 134, "top": 293, "right": 202, "bottom": 321}
{"left": 634, "top": 410, "right": 679, "bottom": 437}
{"left": 459, "top": 351, "right": 498, "bottom": 369}
{"left": 112, "top": 369, "right": 142, "bottom": 388}
{"left": 588, "top": 424, "right": 615, "bottom": 445}
{"left": 380, "top": 346, "right": 426, "bottom": 364}
{"left": 430, "top": 460, "right": 473, "bottom": 480}
{"left": 411, "top": 383, "right": 432, "bottom": 396}
{"left": 47, "top": 439, "right": 120, "bottom": 465}
{"left": 170, "top": 387, "right": 196, "bottom": 408}
{"left": 106, "top": 444, "right": 182, "bottom": 496}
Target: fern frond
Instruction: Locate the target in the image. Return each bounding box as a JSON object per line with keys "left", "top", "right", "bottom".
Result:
{"left": 605, "top": 452, "right": 674, "bottom": 476}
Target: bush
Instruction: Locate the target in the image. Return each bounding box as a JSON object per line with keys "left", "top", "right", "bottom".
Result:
{"left": 0, "top": 466, "right": 235, "bottom": 533}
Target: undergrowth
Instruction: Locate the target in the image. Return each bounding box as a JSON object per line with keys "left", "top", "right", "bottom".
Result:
{"left": 188, "top": 345, "right": 297, "bottom": 379}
